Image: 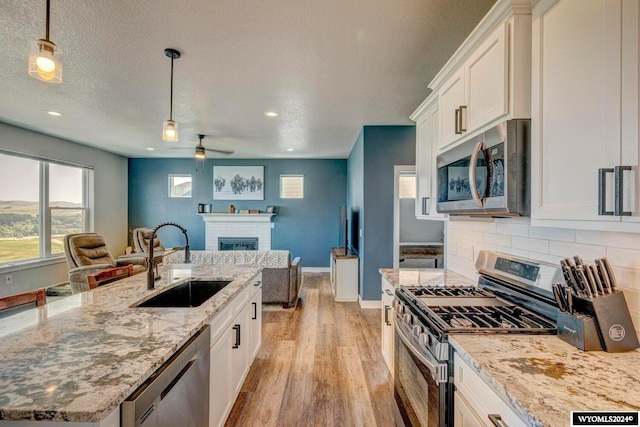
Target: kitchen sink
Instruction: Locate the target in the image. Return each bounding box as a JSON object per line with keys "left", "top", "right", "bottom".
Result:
{"left": 135, "top": 280, "right": 232, "bottom": 308}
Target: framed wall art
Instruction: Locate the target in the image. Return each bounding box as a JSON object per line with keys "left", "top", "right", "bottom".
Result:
{"left": 213, "top": 166, "right": 264, "bottom": 200}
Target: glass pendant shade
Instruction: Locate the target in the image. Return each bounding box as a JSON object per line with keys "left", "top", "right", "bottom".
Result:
{"left": 29, "top": 39, "right": 63, "bottom": 83}
{"left": 162, "top": 120, "right": 179, "bottom": 142}
{"left": 195, "top": 145, "right": 206, "bottom": 159}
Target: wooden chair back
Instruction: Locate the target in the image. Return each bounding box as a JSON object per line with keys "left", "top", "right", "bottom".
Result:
{"left": 87, "top": 264, "right": 135, "bottom": 289}
{"left": 0, "top": 288, "right": 46, "bottom": 312}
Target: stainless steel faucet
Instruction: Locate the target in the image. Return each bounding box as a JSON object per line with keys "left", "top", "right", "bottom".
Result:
{"left": 147, "top": 222, "right": 191, "bottom": 290}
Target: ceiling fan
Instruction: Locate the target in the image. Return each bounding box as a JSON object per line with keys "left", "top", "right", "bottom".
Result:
{"left": 170, "top": 134, "right": 234, "bottom": 158}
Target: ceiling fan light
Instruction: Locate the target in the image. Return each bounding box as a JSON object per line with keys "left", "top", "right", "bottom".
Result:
{"left": 29, "top": 39, "right": 63, "bottom": 83}
{"left": 163, "top": 120, "right": 178, "bottom": 142}
{"left": 195, "top": 146, "right": 206, "bottom": 159}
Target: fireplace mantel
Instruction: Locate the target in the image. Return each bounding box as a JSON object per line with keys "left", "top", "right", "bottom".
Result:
{"left": 199, "top": 213, "right": 275, "bottom": 250}
{"left": 199, "top": 213, "right": 275, "bottom": 223}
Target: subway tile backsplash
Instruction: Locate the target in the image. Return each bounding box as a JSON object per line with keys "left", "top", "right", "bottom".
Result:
{"left": 446, "top": 217, "right": 640, "bottom": 336}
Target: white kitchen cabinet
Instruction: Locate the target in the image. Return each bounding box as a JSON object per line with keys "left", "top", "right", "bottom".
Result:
{"left": 411, "top": 94, "right": 447, "bottom": 220}
{"left": 249, "top": 281, "right": 262, "bottom": 361}
{"left": 208, "top": 274, "right": 262, "bottom": 427}
{"left": 380, "top": 277, "right": 395, "bottom": 375}
{"left": 429, "top": 0, "right": 531, "bottom": 150}
{"left": 531, "top": 0, "right": 640, "bottom": 232}
{"left": 454, "top": 352, "right": 526, "bottom": 427}
{"left": 330, "top": 248, "right": 359, "bottom": 302}
{"left": 439, "top": 23, "right": 508, "bottom": 149}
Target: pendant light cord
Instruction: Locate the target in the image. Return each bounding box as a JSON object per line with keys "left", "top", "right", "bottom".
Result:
{"left": 45, "top": 0, "right": 50, "bottom": 41}
{"left": 169, "top": 55, "right": 174, "bottom": 120}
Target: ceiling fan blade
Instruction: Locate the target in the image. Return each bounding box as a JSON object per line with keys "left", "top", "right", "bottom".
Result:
{"left": 204, "top": 148, "right": 234, "bottom": 155}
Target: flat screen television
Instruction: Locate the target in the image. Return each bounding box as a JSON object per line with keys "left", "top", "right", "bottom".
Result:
{"left": 339, "top": 205, "right": 348, "bottom": 252}
{"left": 350, "top": 209, "right": 359, "bottom": 255}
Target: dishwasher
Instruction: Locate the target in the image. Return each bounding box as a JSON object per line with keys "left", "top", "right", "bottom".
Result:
{"left": 122, "top": 325, "right": 210, "bottom": 427}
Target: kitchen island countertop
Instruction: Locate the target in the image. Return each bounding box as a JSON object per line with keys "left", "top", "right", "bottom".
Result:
{"left": 0, "top": 264, "right": 261, "bottom": 423}
{"left": 379, "top": 267, "right": 640, "bottom": 427}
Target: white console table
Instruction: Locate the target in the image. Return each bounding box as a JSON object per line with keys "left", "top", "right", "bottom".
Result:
{"left": 330, "top": 247, "right": 359, "bottom": 302}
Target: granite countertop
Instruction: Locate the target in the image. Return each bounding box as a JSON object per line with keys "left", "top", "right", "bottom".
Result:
{"left": 378, "top": 268, "right": 640, "bottom": 426}
{"left": 0, "top": 264, "right": 261, "bottom": 422}
{"left": 451, "top": 335, "right": 640, "bottom": 427}
{"left": 379, "top": 267, "right": 477, "bottom": 288}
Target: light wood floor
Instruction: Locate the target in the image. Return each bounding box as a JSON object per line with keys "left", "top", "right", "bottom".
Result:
{"left": 225, "top": 273, "right": 396, "bottom": 427}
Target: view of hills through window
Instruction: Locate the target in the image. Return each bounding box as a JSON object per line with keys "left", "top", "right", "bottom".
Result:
{"left": 0, "top": 153, "right": 85, "bottom": 264}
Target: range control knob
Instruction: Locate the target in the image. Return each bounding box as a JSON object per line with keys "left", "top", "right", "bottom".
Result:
{"left": 395, "top": 302, "right": 405, "bottom": 315}
{"left": 402, "top": 313, "right": 413, "bottom": 326}
{"left": 419, "top": 333, "right": 431, "bottom": 347}
{"left": 412, "top": 325, "right": 423, "bottom": 336}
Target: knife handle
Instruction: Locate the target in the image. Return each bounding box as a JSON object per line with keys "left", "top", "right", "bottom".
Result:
{"left": 575, "top": 267, "right": 592, "bottom": 298}
{"left": 583, "top": 264, "right": 600, "bottom": 297}
{"left": 595, "top": 259, "right": 612, "bottom": 294}
{"left": 573, "top": 255, "right": 584, "bottom": 266}
{"left": 560, "top": 262, "right": 581, "bottom": 295}
{"left": 587, "top": 264, "right": 604, "bottom": 295}
{"left": 601, "top": 257, "right": 618, "bottom": 291}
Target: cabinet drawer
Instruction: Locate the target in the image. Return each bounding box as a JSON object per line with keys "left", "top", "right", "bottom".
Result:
{"left": 454, "top": 353, "right": 525, "bottom": 426}
{"left": 209, "top": 302, "right": 234, "bottom": 347}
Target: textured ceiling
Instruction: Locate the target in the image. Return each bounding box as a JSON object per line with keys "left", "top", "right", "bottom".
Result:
{"left": 0, "top": 0, "right": 496, "bottom": 159}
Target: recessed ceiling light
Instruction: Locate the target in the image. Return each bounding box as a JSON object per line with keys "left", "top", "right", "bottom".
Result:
{"left": 287, "top": 148, "right": 294, "bottom": 151}
{"left": 264, "top": 111, "right": 279, "bottom": 117}
{"left": 146, "top": 147, "right": 155, "bottom": 151}
{"left": 47, "top": 111, "right": 61, "bottom": 116}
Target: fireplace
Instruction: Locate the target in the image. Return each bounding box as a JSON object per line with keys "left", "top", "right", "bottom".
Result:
{"left": 218, "top": 237, "right": 259, "bottom": 251}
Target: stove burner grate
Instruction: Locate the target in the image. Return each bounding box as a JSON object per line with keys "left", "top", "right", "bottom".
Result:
{"left": 430, "top": 304, "right": 556, "bottom": 332}
{"left": 402, "top": 286, "right": 494, "bottom": 298}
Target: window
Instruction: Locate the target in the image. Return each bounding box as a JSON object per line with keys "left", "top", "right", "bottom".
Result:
{"left": 280, "top": 175, "right": 304, "bottom": 199}
{"left": 399, "top": 173, "right": 416, "bottom": 199}
{"left": 169, "top": 174, "right": 192, "bottom": 198}
{"left": 0, "top": 151, "right": 91, "bottom": 265}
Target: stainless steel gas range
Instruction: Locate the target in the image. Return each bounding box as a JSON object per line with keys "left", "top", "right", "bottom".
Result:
{"left": 393, "top": 250, "right": 564, "bottom": 427}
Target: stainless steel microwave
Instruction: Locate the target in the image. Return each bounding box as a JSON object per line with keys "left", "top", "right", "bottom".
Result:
{"left": 436, "top": 119, "right": 530, "bottom": 216}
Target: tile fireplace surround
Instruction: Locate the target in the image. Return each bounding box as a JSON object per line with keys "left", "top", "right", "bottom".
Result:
{"left": 199, "top": 213, "right": 275, "bottom": 251}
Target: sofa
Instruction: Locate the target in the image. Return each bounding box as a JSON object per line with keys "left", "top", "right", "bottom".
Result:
{"left": 164, "top": 250, "right": 302, "bottom": 308}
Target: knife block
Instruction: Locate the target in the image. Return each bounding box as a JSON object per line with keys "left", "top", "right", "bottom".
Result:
{"left": 556, "top": 311, "right": 603, "bottom": 351}
{"left": 572, "top": 291, "right": 640, "bottom": 352}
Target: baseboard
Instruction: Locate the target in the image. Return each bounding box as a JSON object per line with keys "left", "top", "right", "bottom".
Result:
{"left": 302, "top": 267, "right": 330, "bottom": 273}
{"left": 359, "top": 297, "right": 381, "bottom": 309}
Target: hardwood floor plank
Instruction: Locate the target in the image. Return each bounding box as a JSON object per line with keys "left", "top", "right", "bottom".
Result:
{"left": 226, "top": 273, "right": 396, "bottom": 427}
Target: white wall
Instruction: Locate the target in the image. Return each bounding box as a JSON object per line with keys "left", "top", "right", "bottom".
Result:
{"left": 0, "top": 123, "right": 128, "bottom": 296}
{"left": 446, "top": 217, "right": 640, "bottom": 336}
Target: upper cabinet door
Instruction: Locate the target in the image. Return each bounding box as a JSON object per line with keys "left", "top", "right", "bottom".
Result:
{"left": 439, "top": 69, "right": 466, "bottom": 149}
{"left": 531, "top": 0, "right": 635, "bottom": 226}
{"left": 465, "top": 23, "right": 509, "bottom": 133}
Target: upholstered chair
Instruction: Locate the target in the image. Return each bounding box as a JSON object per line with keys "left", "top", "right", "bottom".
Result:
{"left": 64, "top": 233, "right": 147, "bottom": 294}
{"left": 132, "top": 228, "right": 166, "bottom": 253}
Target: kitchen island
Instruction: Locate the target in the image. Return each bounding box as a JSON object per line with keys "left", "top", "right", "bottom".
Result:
{"left": 380, "top": 268, "right": 640, "bottom": 427}
{"left": 0, "top": 264, "right": 261, "bottom": 424}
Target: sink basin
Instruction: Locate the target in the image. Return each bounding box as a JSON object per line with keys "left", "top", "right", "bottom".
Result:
{"left": 135, "top": 280, "right": 232, "bottom": 308}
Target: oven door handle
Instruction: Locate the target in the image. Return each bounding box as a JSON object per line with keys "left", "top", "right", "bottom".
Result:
{"left": 394, "top": 322, "right": 446, "bottom": 383}
{"left": 469, "top": 140, "right": 485, "bottom": 208}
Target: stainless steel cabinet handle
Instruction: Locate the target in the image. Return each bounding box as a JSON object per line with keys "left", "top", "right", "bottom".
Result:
{"left": 232, "top": 324, "right": 241, "bottom": 348}
{"left": 598, "top": 168, "right": 615, "bottom": 215}
{"left": 614, "top": 165, "right": 633, "bottom": 216}
{"left": 384, "top": 288, "right": 394, "bottom": 296}
{"left": 455, "top": 108, "right": 461, "bottom": 134}
{"left": 459, "top": 105, "right": 467, "bottom": 132}
{"left": 488, "top": 414, "right": 508, "bottom": 427}
{"left": 469, "top": 141, "right": 485, "bottom": 208}
{"left": 384, "top": 306, "right": 391, "bottom": 326}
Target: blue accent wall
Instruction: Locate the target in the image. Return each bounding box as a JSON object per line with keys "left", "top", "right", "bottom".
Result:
{"left": 347, "top": 126, "right": 416, "bottom": 301}
{"left": 128, "top": 158, "right": 347, "bottom": 267}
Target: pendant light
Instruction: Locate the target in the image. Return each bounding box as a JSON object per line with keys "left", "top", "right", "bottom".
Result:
{"left": 28, "top": 0, "right": 63, "bottom": 83}
{"left": 162, "top": 48, "right": 181, "bottom": 142}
